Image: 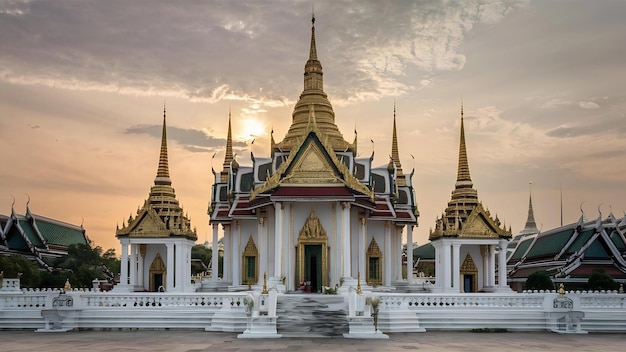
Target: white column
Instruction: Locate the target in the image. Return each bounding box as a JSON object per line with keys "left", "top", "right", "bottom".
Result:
{"left": 452, "top": 243, "right": 461, "bottom": 291}
{"left": 498, "top": 239, "right": 508, "bottom": 288}
{"left": 129, "top": 243, "right": 137, "bottom": 289}
{"left": 489, "top": 244, "right": 497, "bottom": 288}
{"left": 175, "top": 241, "right": 184, "bottom": 289}
{"left": 166, "top": 243, "right": 174, "bottom": 291}
{"left": 443, "top": 242, "right": 452, "bottom": 290}
{"left": 120, "top": 239, "right": 129, "bottom": 286}
{"left": 395, "top": 226, "right": 402, "bottom": 281}
{"left": 384, "top": 222, "right": 392, "bottom": 286}
{"left": 232, "top": 221, "right": 241, "bottom": 285}
{"left": 137, "top": 245, "right": 144, "bottom": 289}
{"left": 342, "top": 202, "right": 351, "bottom": 278}
{"left": 211, "top": 223, "right": 219, "bottom": 281}
{"left": 273, "top": 202, "right": 283, "bottom": 278}
{"left": 258, "top": 217, "right": 267, "bottom": 285}
{"left": 222, "top": 225, "right": 230, "bottom": 281}
{"left": 406, "top": 225, "right": 413, "bottom": 283}
{"left": 433, "top": 241, "right": 442, "bottom": 289}
{"left": 359, "top": 217, "right": 366, "bottom": 283}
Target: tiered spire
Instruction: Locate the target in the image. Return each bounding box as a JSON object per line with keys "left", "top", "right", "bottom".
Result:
{"left": 455, "top": 103, "right": 472, "bottom": 189}
{"left": 519, "top": 183, "right": 539, "bottom": 236}
{"left": 155, "top": 105, "right": 171, "bottom": 186}
{"left": 220, "top": 108, "right": 234, "bottom": 183}
{"left": 277, "top": 15, "right": 350, "bottom": 152}
{"left": 391, "top": 103, "right": 406, "bottom": 186}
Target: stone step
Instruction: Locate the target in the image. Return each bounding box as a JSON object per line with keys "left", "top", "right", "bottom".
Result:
{"left": 276, "top": 294, "right": 349, "bottom": 337}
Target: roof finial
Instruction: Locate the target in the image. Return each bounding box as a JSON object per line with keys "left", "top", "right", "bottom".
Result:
{"left": 221, "top": 108, "right": 234, "bottom": 181}
{"left": 520, "top": 181, "right": 538, "bottom": 235}
{"left": 155, "top": 104, "right": 171, "bottom": 185}
{"left": 312, "top": 3, "right": 315, "bottom": 25}
{"left": 391, "top": 102, "right": 404, "bottom": 184}
{"left": 455, "top": 100, "right": 472, "bottom": 188}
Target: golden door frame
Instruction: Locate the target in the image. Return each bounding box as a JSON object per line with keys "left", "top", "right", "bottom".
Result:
{"left": 242, "top": 235, "right": 259, "bottom": 285}
{"left": 460, "top": 253, "right": 478, "bottom": 293}
{"left": 366, "top": 238, "right": 383, "bottom": 286}
{"left": 297, "top": 210, "right": 328, "bottom": 288}
{"left": 149, "top": 252, "right": 166, "bottom": 292}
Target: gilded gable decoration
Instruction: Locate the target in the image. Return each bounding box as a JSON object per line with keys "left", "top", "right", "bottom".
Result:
{"left": 243, "top": 236, "right": 258, "bottom": 256}
{"left": 460, "top": 253, "right": 477, "bottom": 272}
{"left": 298, "top": 210, "right": 328, "bottom": 241}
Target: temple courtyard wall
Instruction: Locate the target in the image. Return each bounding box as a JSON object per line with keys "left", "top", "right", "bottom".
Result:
{"left": 1, "top": 278, "right": 625, "bottom": 335}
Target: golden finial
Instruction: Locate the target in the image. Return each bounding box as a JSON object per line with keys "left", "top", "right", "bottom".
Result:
{"left": 356, "top": 271, "right": 363, "bottom": 294}
{"left": 155, "top": 105, "right": 171, "bottom": 186}
{"left": 455, "top": 101, "right": 472, "bottom": 188}
{"left": 558, "top": 283, "right": 565, "bottom": 296}
{"left": 391, "top": 102, "right": 405, "bottom": 185}
{"left": 64, "top": 278, "right": 72, "bottom": 291}
{"left": 221, "top": 108, "right": 234, "bottom": 182}
{"left": 261, "top": 272, "right": 268, "bottom": 294}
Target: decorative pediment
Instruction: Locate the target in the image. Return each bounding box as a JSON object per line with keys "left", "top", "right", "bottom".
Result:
{"left": 298, "top": 210, "right": 328, "bottom": 241}
{"left": 458, "top": 204, "right": 510, "bottom": 239}
{"left": 460, "top": 253, "right": 477, "bottom": 273}
{"left": 250, "top": 128, "right": 373, "bottom": 200}
{"left": 118, "top": 207, "right": 168, "bottom": 238}
{"left": 284, "top": 141, "right": 341, "bottom": 184}
{"left": 243, "top": 236, "right": 258, "bottom": 256}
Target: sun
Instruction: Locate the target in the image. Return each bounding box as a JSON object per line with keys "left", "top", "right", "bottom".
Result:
{"left": 239, "top": 118, "right": 266, "bottom": 141}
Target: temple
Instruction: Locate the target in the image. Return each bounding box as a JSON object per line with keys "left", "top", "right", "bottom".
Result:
{"left": 428, "top": 105, "right": 512, "bottom": 293}
{"left": 115, "top": 106, "right": 198, "bottom": 292}
{"left": 0, "top": 202, "right": 88, "bottom": 267}
{"left": 207, "top": 16, "right": 419, "bottom": 293}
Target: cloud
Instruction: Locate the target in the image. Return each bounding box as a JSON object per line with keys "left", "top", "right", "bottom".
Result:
{"left": 0, "top": 0, "right": 528, "bottom": 106}
{"left": 578, "top": 101, "right": 600, "bottom": 109}
{"left": 124, "top": 124, "right": 246, "bottom": 151}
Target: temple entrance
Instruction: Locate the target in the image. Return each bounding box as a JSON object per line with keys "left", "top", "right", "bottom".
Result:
{"left": 463, "top": 274, "right": 474, "bottom": 293}
{"left": 460, "top": 253, "right": 478, "bottom": 293}
{"left": 304, "top": 245, "right": 322, "bottom": 292}
{"left": 149, "top": 253, "right": 166, "bottom": 292}
{"left": 297, "top": 210, "right": 328, "bottom": 292}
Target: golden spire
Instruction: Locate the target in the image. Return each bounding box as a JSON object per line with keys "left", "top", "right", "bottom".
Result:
{"left": 221, "top": 108, "right": 234, "bottom": 183}
{"left": 277, "top": 15, "right": 350, "bottom": 152}
{"left": 455, "top": 102, "right": 472, "bottom": 189}
{"left": 391, "top": 103, "right": 406, "bottom": 186}
{"left": 520, "top": 182, "right": 539, "bottom": 235}
{"left": 155, "top": 104, "right": 171, "bottom": 186}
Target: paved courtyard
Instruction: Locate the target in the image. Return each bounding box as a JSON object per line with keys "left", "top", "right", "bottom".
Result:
{"left": 0, "top": 330, "right": 624, "bottom": 351}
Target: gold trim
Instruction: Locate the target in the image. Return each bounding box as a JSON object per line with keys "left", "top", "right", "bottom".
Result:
{"left": 297, "top": 210, "right": 328, "bottom": 288}
{"left": 366, "top": 238, "right": 382, "bottom": 286}
{"left": 242, "top": 236, "right": 259, "bottom": 285}
{"left": 460, "top": 253, "right": 478, "bottom": 293}
{"left": 149, "top": 253, "right": 166, "bottom": 292}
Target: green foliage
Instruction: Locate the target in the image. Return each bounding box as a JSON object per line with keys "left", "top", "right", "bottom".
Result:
{"left": 587, "top": 269, "right": 619, "bottom": 291}
{"left": 525, "top": 270, "right": 554, "bottom": 291}
{"left": 0, "top": 255, "right": 41, "bottom": 287}
{"left": 191, "top": 245, "right": 212, "bottom": 266}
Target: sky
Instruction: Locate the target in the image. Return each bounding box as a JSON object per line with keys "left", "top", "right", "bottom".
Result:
{"left": 1, "top": 0, "right": 625, "bottom": 253}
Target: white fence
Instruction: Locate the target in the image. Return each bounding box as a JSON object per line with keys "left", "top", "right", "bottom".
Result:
{"left": 2, "top": 279, "right": 625, "bottom": 334}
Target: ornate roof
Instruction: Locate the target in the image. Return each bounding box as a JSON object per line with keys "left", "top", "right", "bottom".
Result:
{"left": 430, "top": 104, "right": 510, "bottom": 240}
{"left": 276, "top": 16, "right": 353, "bottom": 152}
{"left": 117, "top": 107, "right": 196, "bottom": 241}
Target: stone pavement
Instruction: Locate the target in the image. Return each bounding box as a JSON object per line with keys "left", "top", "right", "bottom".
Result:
{"left": 0, "top": 330, "right": 624, "bottom": 352}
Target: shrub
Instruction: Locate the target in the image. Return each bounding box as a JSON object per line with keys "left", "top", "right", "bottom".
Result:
{"left": 525, "top": 270, "right": 554, "bottom": 291}
{"left": 587, "top": 269, "right": 618, "bottom": 291}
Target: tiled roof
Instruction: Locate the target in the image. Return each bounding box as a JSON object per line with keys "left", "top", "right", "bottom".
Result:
{"left": 34, "top": 218, "right": 87, "bottom": 247}
{"left": 525, "top": 229, "right": 573, "bottom": 260}
{"left": 413, "top": 243, "right": 435, "bottom": 260}
{"left": 18, "top": 219, "right": 43, "bottom": 247}
{"left": 508, "top": 238, "right": 533, "bottom": 262}
{"left": 564, "top": 229, "right": 595, "bottom": 255}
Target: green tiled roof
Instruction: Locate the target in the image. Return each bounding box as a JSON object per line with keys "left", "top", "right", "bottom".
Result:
{"left": 18, "top": 219, "right": 43, "bottom": 247}
{"left": 35, "top": 219, "right": 87, "bottom": 246}
{"left": 7, "top": 227, "right": 30, "bottom": 251}
{"left": 585, "top": 238, "right": 610, "bottom": 259}
{"left": 509, "top": 238, "right": 533, "bottom": 262}
{"left": 413, "top": 243, "right": 435, "bottom": 260}
{"left": 609, "top": 230, "right": 626, "bottom": 250}
{"left": 525, "top": 229, "right": 573, "bottom": 260}
{"left": 564, "top": 229, "right": 595, "bottom": 255}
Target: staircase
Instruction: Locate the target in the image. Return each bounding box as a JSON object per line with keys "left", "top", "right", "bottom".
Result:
{"left": 276, "top": 294, "right": 348, "bottom": 337}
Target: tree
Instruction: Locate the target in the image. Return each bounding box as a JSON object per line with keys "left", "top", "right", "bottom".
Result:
{"left": 587, "top": 269, "right": 618, "bottom": 291}
{"left": 525, "top": 271, "right": 554, "bottom": 291}
{"left": 0, "top": 255, "right": 40, "bottom": 288}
